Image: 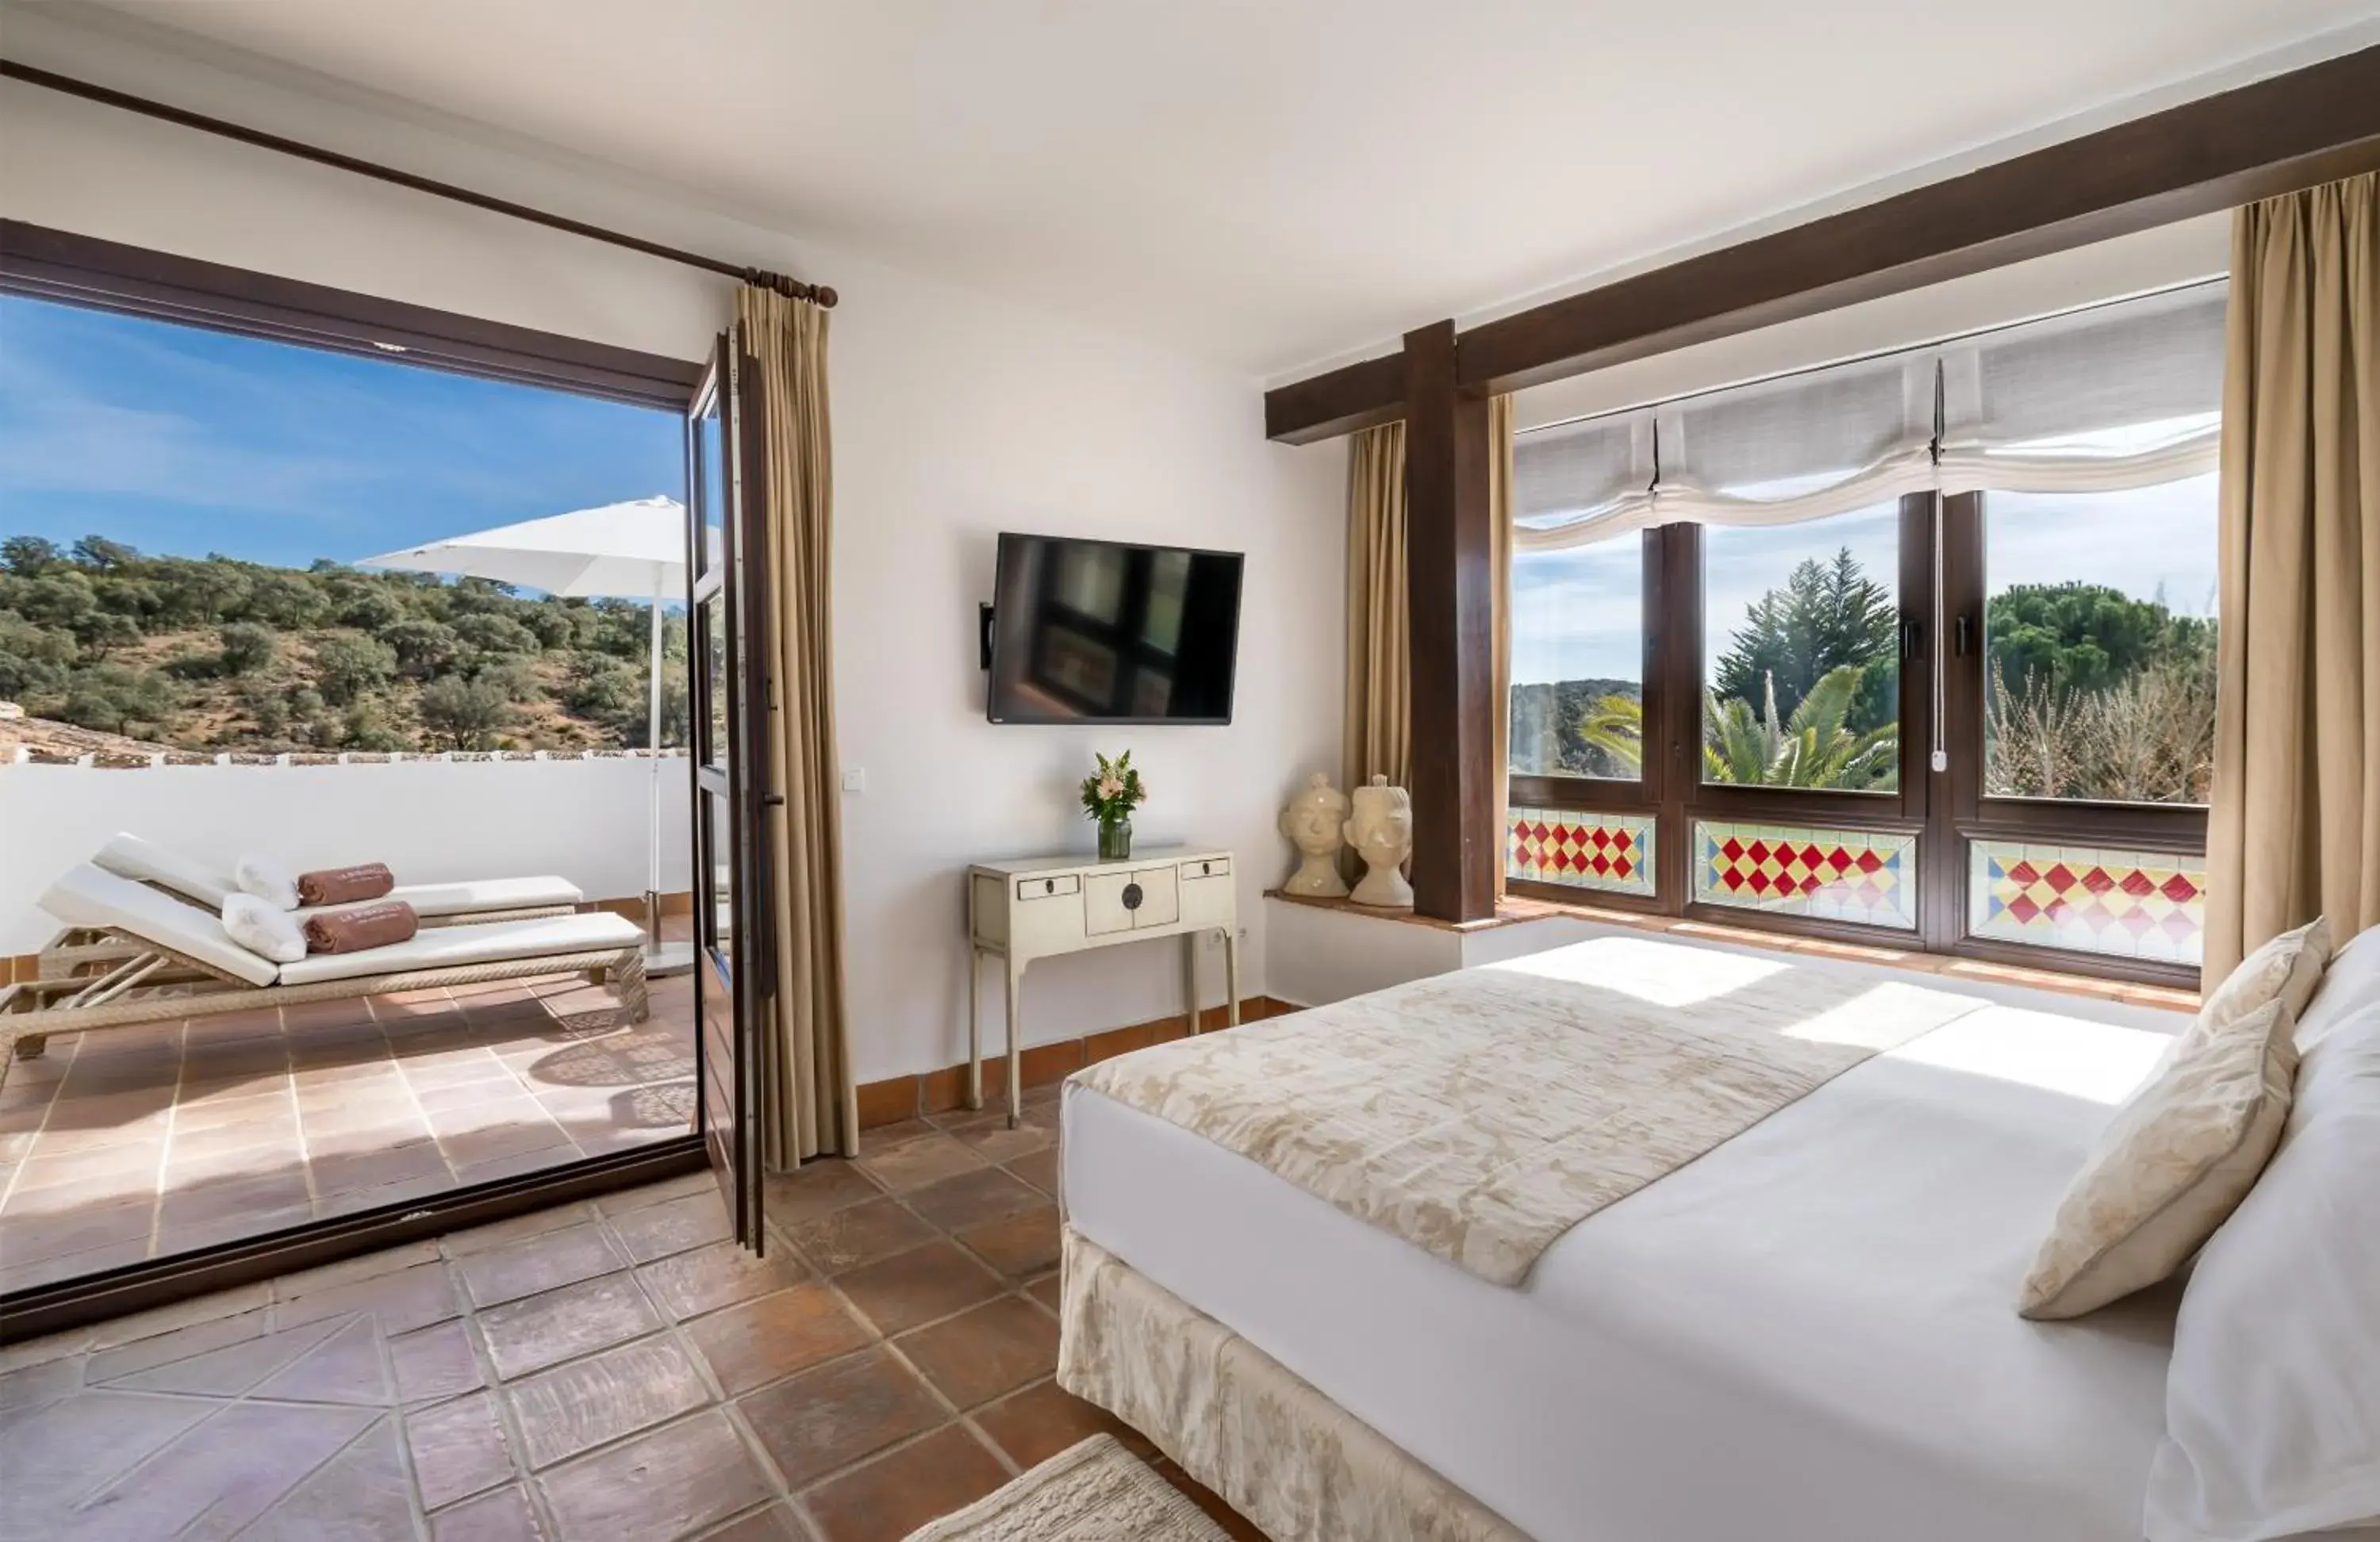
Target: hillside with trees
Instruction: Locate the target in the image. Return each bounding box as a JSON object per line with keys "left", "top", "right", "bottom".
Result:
{"left": 1509, "top": 546, "right": 2215, "bottom": 804}
{"left": 0, "top": 535, "right": 686, "bottom": 755}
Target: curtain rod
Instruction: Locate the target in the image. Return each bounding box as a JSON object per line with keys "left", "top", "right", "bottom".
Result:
{"left": 0, "top": 58, "right": 838, "bottom": 307}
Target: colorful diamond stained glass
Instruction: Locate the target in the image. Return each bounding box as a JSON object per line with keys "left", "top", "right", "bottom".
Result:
{"left": 1692, "top": 820, "right": 1917, "bottom": 930}
{"left": 1507, "top": 807, "right": 1656, "bottom": 897}
{"left": 1967, "top": 840, "right": 2205, "bottom": 965}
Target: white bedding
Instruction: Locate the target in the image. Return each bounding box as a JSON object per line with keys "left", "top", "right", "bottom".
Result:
{"left": 1067, "top": 958, "right": 2255, "bottom": 1542}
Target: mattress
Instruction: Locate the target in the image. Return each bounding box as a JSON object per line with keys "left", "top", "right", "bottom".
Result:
{"left": 1065, "top": 958, "right": 2214, "bottom": 1542}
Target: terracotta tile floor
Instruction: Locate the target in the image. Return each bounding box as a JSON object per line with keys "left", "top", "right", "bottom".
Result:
{"left": 0, "top": 970, "right": 697, "bottom": 1294}
{"left": 0, "top": 1089, "right": 1266, "bottom": 1541}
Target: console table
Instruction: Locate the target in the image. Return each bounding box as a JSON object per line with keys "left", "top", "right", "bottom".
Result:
{"left": 965, "top": 845, "right": 1239, "bottom": 1127}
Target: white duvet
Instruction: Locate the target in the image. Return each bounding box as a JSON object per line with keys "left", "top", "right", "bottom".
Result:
{"left": 1065, "top": 946, "right": 2370, "bottom": 1542}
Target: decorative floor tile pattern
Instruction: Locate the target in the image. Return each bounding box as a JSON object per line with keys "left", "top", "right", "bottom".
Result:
{"left": 0, "top": 1085, "right": 1265, "bottom": 1542}
{"left": 0, "top": 967, "right": 697, "bottom": 1296}
{"left": 1507, "top": 807, "right": 1656, "bottom": 896}
{"left": 1693, "top": 819, "right": 1918, "bottom": 930}
{"left": 1967, "top": 839, "right": 2208, "bottom": 965}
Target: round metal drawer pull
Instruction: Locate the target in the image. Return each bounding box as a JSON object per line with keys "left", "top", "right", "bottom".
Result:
{"left": 1122, "top": 883, "right": 1144, "bottom": 911}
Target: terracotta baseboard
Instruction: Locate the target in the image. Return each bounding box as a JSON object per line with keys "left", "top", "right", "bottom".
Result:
{"left": 855, "top": 996, "right": 1298, "bottom": 1130}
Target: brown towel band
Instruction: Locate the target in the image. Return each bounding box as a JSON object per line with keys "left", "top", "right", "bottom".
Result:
{"left": 297, "top": 863, "right": 396, "bottom": 907}
{"left": 303, "top": 900, "right": 419, "bottom": 955}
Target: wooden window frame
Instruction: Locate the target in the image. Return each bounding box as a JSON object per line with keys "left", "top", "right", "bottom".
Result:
{"left": 1510, "top": 492, "right": 2205, "bottom": 988}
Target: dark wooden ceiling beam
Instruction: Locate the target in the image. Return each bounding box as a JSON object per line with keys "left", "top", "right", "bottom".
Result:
{"left": 1262, "top": 352, "right": 1404, "bottom": 444}
{"left": 1263, "top": 42, "right": 2380, "bottom": 439}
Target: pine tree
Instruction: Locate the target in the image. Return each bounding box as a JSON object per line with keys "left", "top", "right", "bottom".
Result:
{"left": 1710, "top": 547, "right": 1897, "bottom": 731}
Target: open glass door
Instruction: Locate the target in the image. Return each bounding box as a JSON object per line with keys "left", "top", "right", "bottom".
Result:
{"left": 685, "top": 328, "right": 776, "bottom": 1249}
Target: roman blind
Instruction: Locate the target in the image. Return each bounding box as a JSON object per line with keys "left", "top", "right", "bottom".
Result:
{"left": 1515, "top": 280, "right": 2227, "bottom": 550}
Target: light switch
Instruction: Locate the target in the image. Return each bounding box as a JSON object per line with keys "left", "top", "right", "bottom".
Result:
{"left": 841, "top": 768, "right": 866, "bottom": 793}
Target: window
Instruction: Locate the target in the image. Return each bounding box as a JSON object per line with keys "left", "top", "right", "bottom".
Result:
{"left": 1983, "top": 476, "right": 2218, "bottom": 805}
{"left": 1504, "top": 281, "right": 2224, "bottom": 980}
{"left": 1702, "top": 508, "right": 1900, "bottom": 792}
{"left": 1510, "top": 539, "right": 1643, "bottom": 778}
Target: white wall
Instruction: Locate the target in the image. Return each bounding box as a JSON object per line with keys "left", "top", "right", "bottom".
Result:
{"left": 0, "top": 758, "right": 692, "bottom": 954}
{"left": 0, "top": 14, "right": 1345, "bottom": 1080}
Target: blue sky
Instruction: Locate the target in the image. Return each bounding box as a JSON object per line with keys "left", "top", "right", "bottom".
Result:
{"left": 0, "top": 295, "right": 684, "bottom": 571}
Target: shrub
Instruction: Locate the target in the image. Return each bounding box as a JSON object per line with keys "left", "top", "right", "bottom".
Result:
{"left": 453, "top": 612, "right": 541, "bottom": 657}
{"left": 218, "top": 621, "right": 277, "bottom": 676}
{"left": 418, "top": 677, "right": 515, "bottom": 750}
{"left": 0, "top": 610, "right": 74, "bottom": 698}
{"left": 54, "top": 662, "right": 181, "bottom": 737}
{"left": 312, "top": 633, "right": 397, "bottom": 705}
{"left": 383, "top": 619, "right": 460, "bottom": 680}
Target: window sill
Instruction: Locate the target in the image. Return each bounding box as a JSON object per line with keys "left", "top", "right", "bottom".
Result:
{"left": 1497, "top": 893, "right": 2202, "bottom": 1013}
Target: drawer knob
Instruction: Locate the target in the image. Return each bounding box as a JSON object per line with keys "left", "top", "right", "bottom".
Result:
{"left": 1043, "top": 879, "right": 1055, "bottom": 894}
{"left": 1122, "top": 883, "right": 1144, "bottom": 911}
{"left": 1200, "top": 861, "right": 1211, "bottom": 874}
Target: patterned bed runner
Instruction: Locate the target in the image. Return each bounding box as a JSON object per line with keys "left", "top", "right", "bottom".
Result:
{"left": 1072, "top": 935, "right": 1985, "bottom": 1285}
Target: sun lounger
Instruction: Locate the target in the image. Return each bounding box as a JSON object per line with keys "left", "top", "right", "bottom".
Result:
{"left": 0, "top": 865, "right": 648, "bottom": 1084}
{"left": 93, "top": 832, "right": 585, "bottom": 924}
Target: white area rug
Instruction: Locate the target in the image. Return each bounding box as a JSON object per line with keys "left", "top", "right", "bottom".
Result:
{"left": 901, "top": 1435, "right": 1230, "bottom": 1541}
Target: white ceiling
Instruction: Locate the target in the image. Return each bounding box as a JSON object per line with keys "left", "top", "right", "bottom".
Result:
{"left": 51, "top": 0, "right": 2380, "bottom": 376}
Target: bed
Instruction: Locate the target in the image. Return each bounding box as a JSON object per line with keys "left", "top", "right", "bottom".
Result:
{"left": 1055, "top": 929, "right": 2377, "bottom": 1542}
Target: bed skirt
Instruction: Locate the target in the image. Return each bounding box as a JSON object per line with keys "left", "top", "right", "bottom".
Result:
{"left": 1057, "top": 1224, "right": 1530, "bottom": 1542}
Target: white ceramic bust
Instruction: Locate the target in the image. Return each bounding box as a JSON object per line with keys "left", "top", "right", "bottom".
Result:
{"left": 1278, "top": 772, "right": 1350, "bottom": 897}
{"left": 1345, "top": 774, "right": 1414, "bottom": 910}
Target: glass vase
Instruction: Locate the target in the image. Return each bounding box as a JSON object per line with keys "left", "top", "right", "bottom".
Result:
{"left": 1098, "top": 813, "right": 1133, "bottom": 861}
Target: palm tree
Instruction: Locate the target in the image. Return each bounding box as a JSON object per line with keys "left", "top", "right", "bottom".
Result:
{"left": 1702, "top": 664, "right": 1898, "bottom": 790}
{"left": 1577, "top": 692, "right": 1646, "bottom": 777}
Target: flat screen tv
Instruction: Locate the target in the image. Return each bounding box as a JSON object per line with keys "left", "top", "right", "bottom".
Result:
{"left": 985, "top": 533, "right": 1243, "bottom": 724}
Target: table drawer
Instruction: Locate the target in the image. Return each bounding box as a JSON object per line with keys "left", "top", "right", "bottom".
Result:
{"left": 1181, "top": 855, "right": 1230, "bottom": 880}
{"left": 1015, "top": 874, "right": 1081, "bottom": 901}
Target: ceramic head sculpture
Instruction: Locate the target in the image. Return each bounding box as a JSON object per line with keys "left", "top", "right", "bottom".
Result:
{"left": 1345, "top": 774, "right": 1414, "bottom": 910}
{"left": 1279, "top": 772, "right": 1350, "bottom": 897}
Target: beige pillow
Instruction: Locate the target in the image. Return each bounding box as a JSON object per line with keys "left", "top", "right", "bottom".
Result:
{"left": 2018, "top": 996, "right": 2297, "bottom": 1319}
{"left": 2202, "top": 916, "right": 2333, "bottom": 1034}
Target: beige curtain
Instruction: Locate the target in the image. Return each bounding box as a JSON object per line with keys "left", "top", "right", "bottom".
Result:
{"left": 2205, "top": 173, "right": 2380, "bottom": 981}
{"left": 1489, "top": 396, "right": 1514, "bottom": 900}
{"left": 735, "top": 286, "right": 857, "bottom": 1163}
{"left": 1344, "top": 421, "right": 1411, "bottom": 804}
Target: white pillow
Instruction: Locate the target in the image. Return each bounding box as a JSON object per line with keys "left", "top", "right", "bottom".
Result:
{"left": 2017, "top": 996, "right": 2297, "bottom": 1319}
{"left": 2147, "top": 999, "right": 2380, "bottom": 1541}
{"left": 220, "top": 892, "right": 306, "bottom": 965}
{"left": 2202, "top": 916, "right": 2333, "bottom": 1034}
{"left": 2290, "top": 920, "right": 2380, "bottom": 1050}
{"left": 235, "top": 853, "right": 301, "bottom": 911}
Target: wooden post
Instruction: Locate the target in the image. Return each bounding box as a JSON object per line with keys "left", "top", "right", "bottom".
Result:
{"left": 1401, "top": 320, "right": 1497, "bottom": 923}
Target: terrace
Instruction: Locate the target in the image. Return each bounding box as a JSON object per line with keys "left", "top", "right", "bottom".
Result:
{"left": 0, "top": 747, "right": 697, "bottom": 1295}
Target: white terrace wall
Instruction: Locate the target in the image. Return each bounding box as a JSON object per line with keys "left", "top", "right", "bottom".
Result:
{"left": 0, "top": 754, "right": 694, "bottom": 955}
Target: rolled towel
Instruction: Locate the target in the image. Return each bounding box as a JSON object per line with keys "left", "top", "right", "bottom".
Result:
{"left": 303, "top": 900, "right": 419, "bottom": 955}
{"left": 298, "top": 862, "right": 397, "bottom": 907}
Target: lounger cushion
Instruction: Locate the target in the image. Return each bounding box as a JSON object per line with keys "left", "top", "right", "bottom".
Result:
{"left": 40, "top": 863, "right": 279, "bottom": 988}
{"left": 299, "top": 875, "right": 584, "bottom": 920}
{"left": 94, "top": 832, "right": 236, "bottom": 910}
{"left": 274, "top": 911, "right": 643, "bottom": 986}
